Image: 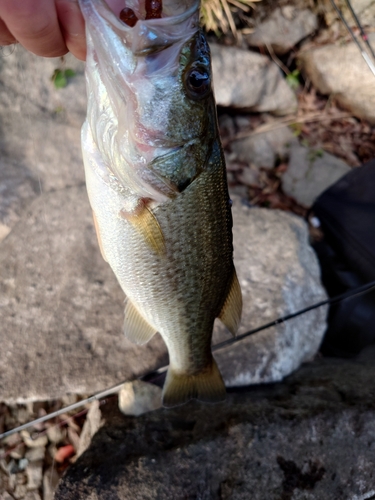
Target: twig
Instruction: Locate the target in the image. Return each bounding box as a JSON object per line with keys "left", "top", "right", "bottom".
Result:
{"left": 265, "top": 41, "right": 290, "bottom": 75}
{"left": 221, "top": 111, "right": 351, "bottom": 147}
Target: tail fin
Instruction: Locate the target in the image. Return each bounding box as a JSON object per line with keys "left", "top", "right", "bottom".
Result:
{"left": 162, "top": 358, "right": 226, "bottom": 407}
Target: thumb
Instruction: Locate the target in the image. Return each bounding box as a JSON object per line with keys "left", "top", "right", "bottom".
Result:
{"left": 56, "top": 0, "right": 86, "bottom": 60}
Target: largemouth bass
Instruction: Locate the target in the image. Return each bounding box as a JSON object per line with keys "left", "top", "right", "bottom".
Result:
{"left": 79, "top": 0, "right": 242, "bottom": 406}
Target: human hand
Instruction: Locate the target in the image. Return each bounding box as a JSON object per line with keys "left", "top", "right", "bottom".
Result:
{"left": 0, "top": 0, "right": 86, "bottom": 60}
{"left": 0, "top": 1, "right": 134, "bottom": 61}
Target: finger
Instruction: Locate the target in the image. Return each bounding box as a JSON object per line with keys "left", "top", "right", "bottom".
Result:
{"left": 56, "top": 0, "right": 86, "bottom": 61}
{"left": 0, "top": 17, "right": 17, "bottom": 45}
{"left": 0, "top": 0, "right": 68, "bottom": 57}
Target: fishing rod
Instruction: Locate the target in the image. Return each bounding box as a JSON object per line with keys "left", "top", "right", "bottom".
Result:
{"left": 1, "top": 278, "right": 375, "bottom": 441}
{"left": 330, "top": 0, "right": 375, "bottom": 76}
{"left": 344, "top": 0, "right": 375, "bottom": 61}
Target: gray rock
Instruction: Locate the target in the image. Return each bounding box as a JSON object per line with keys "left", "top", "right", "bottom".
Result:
{"left": 236, "top": 165, "right": 260, "bottom": 187}
{"left": 55, "top": 355, "right": 375, "bottom": 500}
{"left": 0, "top": 187, "right": 326, "bottom": 403}
{"left": 213, "top": 200, "right": 327, "bottom": 387}
{"left": 282, "top": 143, "right": 351, "bottom": 207}
{"left": 298, "top": 33, "right": 375, "bottom": 123}
{"left": 211, "top": 44, "right": 297, "bottom": 115}
{"left": 0, "top": 157, "right": 39, "bottom": 241}
{"left": 0, "top": 47, "right": 86, "bottom": 240}
{"left": 341, "top": 0, "right": 375, "bottom": 26}
{"left": 118, "top": 380, "right": 162, "bottom": 416}
{"left": 4, "top": 118, "right": 85, "bottom": 193}
{"left": 0, "top": 183, "right": 326, "bottom": 403}
{"left": 247, "top": 6, "right": 318, "bottom": 55}
{"left": 0, "top": 186, "right": 168, "bottom": 404}
{"left": 0, "top": 46, "right": 86, "bottom": 127}
{"left": 231, "top": 125, "right": 295, "bottom": 169}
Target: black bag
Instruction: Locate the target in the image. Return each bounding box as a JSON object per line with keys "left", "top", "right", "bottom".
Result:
{"left": 311, "top": 158, "right": 375, "bottom": 357}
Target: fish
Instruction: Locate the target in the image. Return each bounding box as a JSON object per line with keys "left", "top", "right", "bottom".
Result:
{"left": 78, "top": 0, "right": 242, "bottom": 407}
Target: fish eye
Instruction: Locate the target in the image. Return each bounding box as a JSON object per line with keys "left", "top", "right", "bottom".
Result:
{"left": 184, "top": 66, "right": 211, "bottom": 100}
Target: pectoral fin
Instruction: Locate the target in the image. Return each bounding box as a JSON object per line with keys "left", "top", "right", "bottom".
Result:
{"left": 123, "top": 299, "right": 157, "bottom": 345}
{"left": 218, "top": 269, "right": 242, "bottom": 336}
{"left": 120, "top": 201, "right": 165, "bottom": 256}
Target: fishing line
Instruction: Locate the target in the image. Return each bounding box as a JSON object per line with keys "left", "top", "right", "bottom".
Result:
{"left": 344, "top": 0, "right": 375, "bottom": 61}
{"left": 2, "top": 278, "right": 375, "bottom": 442}
{"left": 330, "top": 0, "right": 375, "bottom": 76}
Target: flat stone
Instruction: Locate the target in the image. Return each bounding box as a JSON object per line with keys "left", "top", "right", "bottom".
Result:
{"left": 0, "top": 186, "right": 169, "bottom": 404}
{"left": 211, "top": 44, "right": 297, "bottom": 115}
{"left": 118, "top": 380, "right": 162, "bottom": 416}
{"left": 298, "top": 33, "right": 375, "bottom": 123}
{"left": 282, "top": 143, "right": 351, "bottom": 207}
{"left": 0, "top": 47, "right": 86, "bottom": 241}
{"left": 0, "top": 188, "right": 326, "bottom": 402}
{"left": 236, "top": 165, "right": 260, "bottom": 187}
{"left": 0, "top": 46, "right": 86, "bottom": 127}
{"left": 247, "top": 7, "right": 318, "bottom": 54}
{"left": 213, "top": 200, "right": 327, "bottom": 387}
{"left": 0, "top": 117, "right": 85, "bottom": 193}
{"left": 336, "top": 0, "right": 375, "bottom": 26}
{"left": 55, "top": 354, "right": 375, "bottom": 499}
{"left": 0, "top": 157, "right": 39, "bottom": 239}
{"left": 231, "top": 125, "right": 295, "bottom": 170}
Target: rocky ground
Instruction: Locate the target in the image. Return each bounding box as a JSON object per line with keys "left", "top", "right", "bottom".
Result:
{"left": 1, "top": 0, "right": 375, "bottom": 498}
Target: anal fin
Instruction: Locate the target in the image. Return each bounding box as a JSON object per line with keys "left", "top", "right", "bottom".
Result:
{"left": 162, "top": 358, "right": 226, "bottom": 408}
{"left": 218, "top": 269, "right": 242, "bottom": 336}
{"left": 123, "top": 299, "right": 157, "bottom": 345}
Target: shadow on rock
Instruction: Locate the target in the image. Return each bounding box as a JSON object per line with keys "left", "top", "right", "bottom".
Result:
{"left": 56, "top": 353, "right": 375, "bottom": 500}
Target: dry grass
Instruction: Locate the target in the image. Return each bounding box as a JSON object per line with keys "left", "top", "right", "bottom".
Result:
{"left": 201, "top": 0, "right": 262, "bottom": 36}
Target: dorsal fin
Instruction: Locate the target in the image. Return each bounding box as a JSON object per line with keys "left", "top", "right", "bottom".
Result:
{"left": 218, "top": 269, "right": 242, "bottom": 336}
{"left": 123, "top": 299, "right": 158, "bottom": 345}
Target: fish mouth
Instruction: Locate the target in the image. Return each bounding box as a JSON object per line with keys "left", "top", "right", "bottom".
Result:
{"left": 80, "top": 0, "right": 204, "bottom": 201}
{"left": 80, "top": 0, "right": 200, "bottom": 56}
